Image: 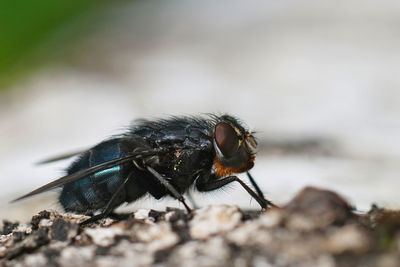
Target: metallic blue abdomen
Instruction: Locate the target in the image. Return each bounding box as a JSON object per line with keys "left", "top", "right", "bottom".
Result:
{"left": 60, "top": 140, "right": 123, "bottom": 213}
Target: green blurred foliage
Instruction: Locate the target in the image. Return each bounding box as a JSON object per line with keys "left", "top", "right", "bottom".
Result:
{"left": 0, "top": 0, "right": 101, "bottom": 89}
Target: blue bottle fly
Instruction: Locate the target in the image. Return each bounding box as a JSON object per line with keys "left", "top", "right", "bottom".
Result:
{"left": 13, "top": 114, "right": 275, "bottom": 224}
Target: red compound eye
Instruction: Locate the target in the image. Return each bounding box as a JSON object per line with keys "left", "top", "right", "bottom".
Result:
{"left": 214, "top": 122, "right": 239, "bottom": 157}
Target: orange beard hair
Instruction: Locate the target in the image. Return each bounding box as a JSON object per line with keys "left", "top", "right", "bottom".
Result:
{"left": 213, "top": 156, "right": 255, "bottom": 178}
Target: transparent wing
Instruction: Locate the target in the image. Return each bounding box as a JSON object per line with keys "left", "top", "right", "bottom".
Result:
{"left": 11, "top": 148, "right": 163, "bottom": 202}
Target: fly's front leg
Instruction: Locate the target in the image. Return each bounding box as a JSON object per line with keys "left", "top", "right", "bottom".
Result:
{"left": 246, "top": 172, "right": 265, "bottom": 200}
{"left": 146, "top": 166, "right": 192, "bottom": 213}
{"left": 186, "top": 191, "right": 199, "bottom": 209}
{"left": 196, "top": 175, "right": 275, "bottom": 209}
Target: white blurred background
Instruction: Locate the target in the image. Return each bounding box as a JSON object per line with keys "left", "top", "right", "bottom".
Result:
{"left": 1, "top": 0, "right": 399, "bottom": 221}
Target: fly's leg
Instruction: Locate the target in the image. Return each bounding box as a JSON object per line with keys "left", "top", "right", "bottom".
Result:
{"left": 107, "top": 212, "right": 131, "bottom": 221}
{"left": 146, "top": 166, "right": 192, "bottom": 213}
{"left": 246, "top": 172, "right": 267, "bottom": 202}
{"left": 196, "top": 176, "right": 276, "bottom": 209}
{"left": 186, "top": 191, "right": 199, "bottom": 209}
{"left": 80, "top": 174, "right": 131, "bottom": 226}
{"left": 246, "top": 172, "right": 277, "bottom": 208}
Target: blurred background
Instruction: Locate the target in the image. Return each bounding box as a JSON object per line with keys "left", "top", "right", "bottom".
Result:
{"left": 1, "top": 0, "right": 399, "bottom": 222}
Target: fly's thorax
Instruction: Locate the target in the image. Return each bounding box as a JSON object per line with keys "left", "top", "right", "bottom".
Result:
{"left": 171, "top": 147, "right": 213, "bottom": 174}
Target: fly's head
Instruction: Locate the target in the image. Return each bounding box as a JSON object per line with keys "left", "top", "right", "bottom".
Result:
{"left": 212, "top": 115, "right": 257, "bottom": 177}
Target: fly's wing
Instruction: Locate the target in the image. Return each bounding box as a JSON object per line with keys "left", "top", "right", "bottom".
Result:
{"left": 11, "top": 147, "right": 165, "bottom": 203}
{"left": 36, "top": 149, "right": 87, "bottom": 164}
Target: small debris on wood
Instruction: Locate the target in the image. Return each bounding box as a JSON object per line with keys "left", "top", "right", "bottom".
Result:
{"left": 1, "top": 187, "right": 400, "bottom": 266}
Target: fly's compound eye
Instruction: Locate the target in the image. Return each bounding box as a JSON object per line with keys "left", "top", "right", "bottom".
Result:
{"left": 214, "top": 122, "right": 240, "bottom": 157}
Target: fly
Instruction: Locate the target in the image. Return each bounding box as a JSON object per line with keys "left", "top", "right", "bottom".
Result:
{"left": 12, "top": 114, "right": 275, "bottom": 225}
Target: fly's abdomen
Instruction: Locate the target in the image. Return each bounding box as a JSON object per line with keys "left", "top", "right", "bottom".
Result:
{"left": 60, "top": 140, "right": 124, "bottom": 213}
